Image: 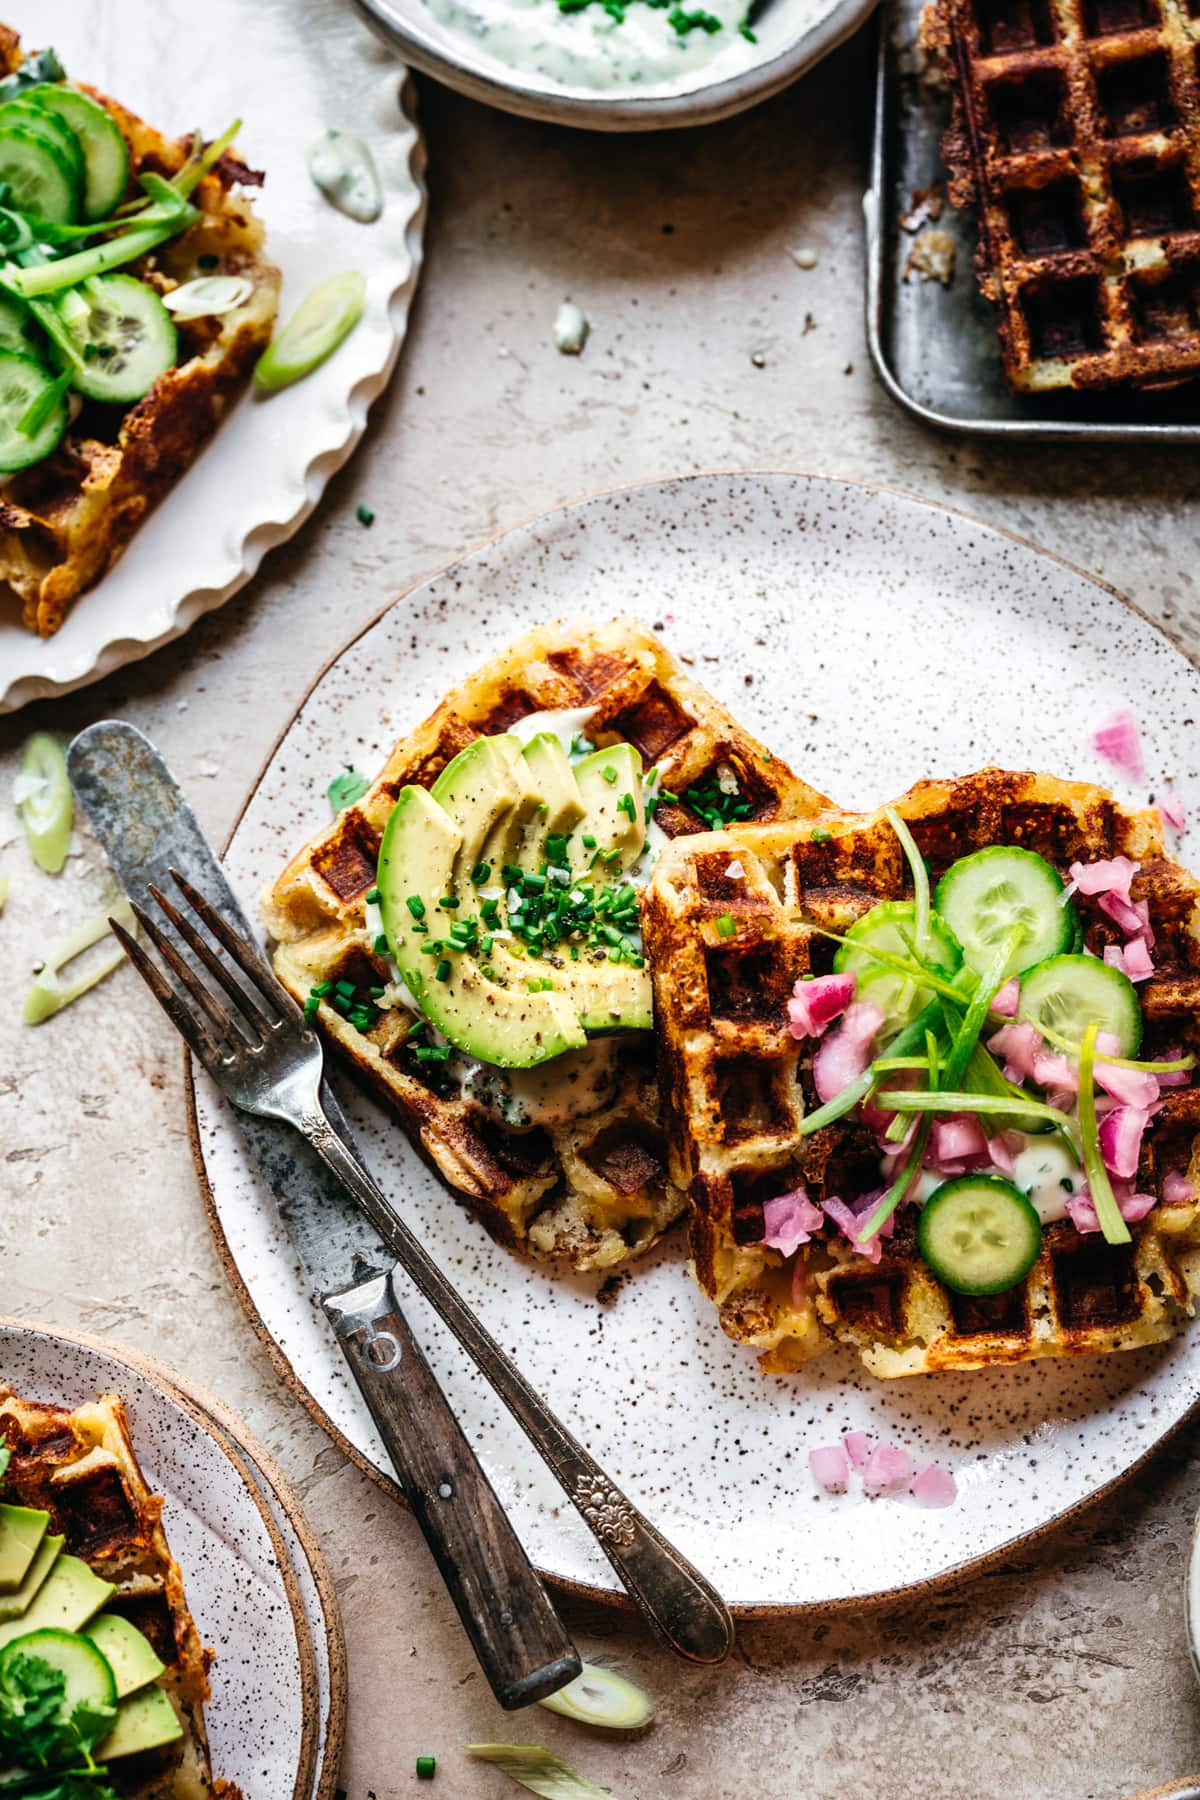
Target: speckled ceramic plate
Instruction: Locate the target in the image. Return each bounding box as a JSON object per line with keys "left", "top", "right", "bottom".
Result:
{"left": 193, "top": 470, "right": 1200, "bottom": 1613}
{"left": 0, "top": 1317, "right": 324, "bottom": 1795}
{"left": 0, "top": 0, "right": 426, "bottom": 714}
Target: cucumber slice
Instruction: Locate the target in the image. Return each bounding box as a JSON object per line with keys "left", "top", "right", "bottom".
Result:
{"left": 1018, "top": 952, "right": 1143, "bottom": 1057}
{"left": 834, "top": 899, "right": 962, "bottom": 1030}
{"left": 66, "top": 274, "right": 176, "bottom": 404}
{"left": 934, "top": 846, "right": 1075, "bottom": 980}
{"left": 0, "top": 293, "right": 35, "bottom": 356}
{"left": 0, "top": 1625, "right": 117, "bottom": 1716}
{"left": 0, "top": 121, "right": 78, "bottom": 222}
{"left": 254, "top": 270, "right": 365, "bottom": 391}
{"left": 0, "top": 96, "right": 86, "bottom": 197}
{"left": 0, "top": 351, "right": 68, "bottom": 473}
{"left": 918, "top": 1175, "right": 1043, "bottom": 1295}
{"left": 25, "top": 85, "right": 128, "bottom": 219}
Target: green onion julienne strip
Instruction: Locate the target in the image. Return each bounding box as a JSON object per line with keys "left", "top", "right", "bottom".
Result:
{"left": 1034, "top": 1016, "right": 1195, "bottom": 1075}
{"left": 1078, "top": 1020, "right": 1132, "bottom": 1246}
{"left": 797, "top": 999, "right": 942, "bottom": 1138}
{"left": 811, "top": 926, "right": 964, "bottom": 1004}
{"left": 941, "top": 932, "right": 1021, "bottom": 1090}
{"left": 5, "top": 210, "right": 202, "bottom": 297}
{"left": 876, "top": 1088, "right": 1081, "bottom": 1153}
{"left": 856, "top": 1027, "right": 940, "bottom": 1242}
{"left": 885, "top": 806, "right": 930, "bottom": 960}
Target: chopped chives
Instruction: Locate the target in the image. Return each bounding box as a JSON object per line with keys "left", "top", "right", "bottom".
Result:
{"left": 435, "top": 959, "right": 451, "bottom": 982}
{"left": 716, "top": 913, "right": 736, "bottom": 938}
{"left": 356, "top": 502, "right": 375, "bottom": 526}
{"left": 406, "top": 894, "right": 426, "bottom": 919}
{"left": 312, "top": 980, "right": 334, "bottom": 997}
{"left": 617, "top": 792, "right": 637, "bottom": 821}
{"left": 416, "top": 1757, "right": 435, "bottom": 1780}
{"left": 602, "top": 765, "right": 618, "bottom": 784}
{"left": 374, "top": 932, "right": 389, "bottom": 954}
{"left": 335, "top": 979, "right": 356, "bottom": 998}
{"left": 811, "top": 826, "right": 832, "bottom": 844}
{"left": 365, "top": 885, "right": 381, "bottom": 903}
{"left": 582, "top": 834, "right": 597, "bottom": 849}
{"left": 471, "top": 861, "right": 490, "bottom": 884}
{"left": 438, "top": 895, "right": 459, "bottom": 909}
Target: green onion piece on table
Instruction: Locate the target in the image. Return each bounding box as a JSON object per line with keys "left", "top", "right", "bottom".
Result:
{"left": 466, "top": 1745, "right": 611, "bottom": 1798}
{"left": 24, "top": 900, "right": 135, "bottom": 1025}
{"left": 15, "top": 731, "right": 72, "bottom": 872}
{"left": 537, "top": 1662, "right": 655, "bottom": 1730}
{"left": 1078, "top": 1020, "right": 1132, "bottom": 1245}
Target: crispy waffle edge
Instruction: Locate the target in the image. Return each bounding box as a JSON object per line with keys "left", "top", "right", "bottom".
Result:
{"left": 0, "top": 1384, "right": 239, "bottom": 1800}
{"left": 930, "top": 0, "right": 1200, "bottom": 394}
{"left": 0, "top": 22, "right": 281, "bottom": 638}
{"left": 643, "top": 765, "right": 1200, "bottom": 1377}
{"left": 263, "top": 614, "right": 831, "bottom": 1274}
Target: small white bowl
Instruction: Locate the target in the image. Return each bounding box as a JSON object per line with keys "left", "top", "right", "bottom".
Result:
{"left": 353, "top": 0, "right": 877, "bottom": 130}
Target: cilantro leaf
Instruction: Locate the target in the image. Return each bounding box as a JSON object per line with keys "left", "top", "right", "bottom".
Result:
{"left": 0, "top": 1652, "right": 115, "bottom": 1771}
{"left": 327, "top": 766, "right": 371, "bottom": 814}
{"left": 0, "top": 47, "right": 66, "bottom": 104}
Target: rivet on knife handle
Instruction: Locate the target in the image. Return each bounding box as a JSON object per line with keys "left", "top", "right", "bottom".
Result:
{"left": 324, "top": 1264, "right": 581, "bottom": 1711}
{"left": 306, "top": 1119, "right": 735, "bottom": 1665}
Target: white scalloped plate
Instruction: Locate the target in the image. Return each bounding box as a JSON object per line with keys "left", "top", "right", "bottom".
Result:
{"left": 0, "top": 1318, "right": 323, "bottom": 1797}
{"left": 0, "top": 0, "right": 426, "bottom": 714}
{"left": 195, "top": 473, "right": 1200, "bottom": 1613}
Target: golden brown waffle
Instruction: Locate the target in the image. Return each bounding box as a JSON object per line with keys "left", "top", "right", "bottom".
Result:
{"left": 0, "top": 1386, "right": 237, "bottom": 1798}
{"left": 264, "top": 616, "right": 830, "bottom": 1273}
{"left": 643, "top": 767, "right": 1200, "bottom": 1376}
{"left": 930, "top": 0, "right": 1200, "bottom": 391}
{"left": 0, "top": 23, "right": 280, "bottom": 637}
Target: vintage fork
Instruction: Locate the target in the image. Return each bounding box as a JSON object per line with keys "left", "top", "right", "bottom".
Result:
{"left": 113, "top": 872, "right": 734, "bottom": 1666}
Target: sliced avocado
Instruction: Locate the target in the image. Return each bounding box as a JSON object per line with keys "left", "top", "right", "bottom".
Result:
{"left": 431, "top": 735, "right": 527, "bottom": 892}
{"left": 0, "top": 1554, "right": 114, "bottom": 1648}
{"left": 84, "top": 1612, "right": 165, "bottom": 1698}
{"left": 94, "top": 1683, "right": 183, "bottom": 1761}
{"left": 514, "top": 735, "right": 586, "bottom": 871}
{"left": 378, "top": 784, "right": 586, "bottom": 1067}
{"left": 0, "top": 1505, "right": 49, "bottom": 1591}
{"left": 572, "top": 745, "right": 645, "bottom": 876}
{"left": 0, "top": 1533, "right": 62, "bottom": 1622}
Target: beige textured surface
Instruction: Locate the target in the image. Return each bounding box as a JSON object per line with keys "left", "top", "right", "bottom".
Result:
{"left": 4, "top": 16, "right": 1200, "bottom": 1796}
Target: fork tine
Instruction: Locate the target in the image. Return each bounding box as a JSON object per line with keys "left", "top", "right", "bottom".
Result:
{"left": 128, "top": 900, "right": 251, "bottom": 1055}
{"left": 110, "top": 916, "right": 225, "bottom": 1073}
{"left": 148, "top": 882, "right": 273, "bottom": 1040}
{"left": 168, "top": 868, "right": 296, "bottom": 1021}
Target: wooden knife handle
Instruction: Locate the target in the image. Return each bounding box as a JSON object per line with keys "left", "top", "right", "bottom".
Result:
{"left": 323, "top": 1266, "right": 580, "bottom": 1710}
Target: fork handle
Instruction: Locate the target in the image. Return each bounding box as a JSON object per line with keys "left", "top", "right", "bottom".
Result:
{"left": 322, "top": 1266, "right": 580, "bottom": 1710}
{"left": 302, "top": 1110, "right": 734, "bottom": 1665}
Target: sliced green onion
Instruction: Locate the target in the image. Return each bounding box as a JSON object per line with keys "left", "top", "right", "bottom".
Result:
{"left": 172, "top": 119, "right": 244, "bottom": 199}
{"left": 4, "top": 209, "right": 201, "bottom": 297}
{"left": 885, "top": 806, "right": 930, "bottom": 959}
{"left": 15, "top": 732, "right": 73, "bottom": 873}
{"left": 537, "top": 1662, "right": 655, "bottom": 1731}
{"left": 163, "top": 274, "right": 252, "bottom": 319}
{"left": 416, "top": 1756, "right": 435, "bottom": 1780}
{"left": 942, "top": 933, "right": 1020, "bottom": 1090}
{"left": 1078, "top": 1020, "right": 1132, "bottom": 1245}
{"left": 872, "top": 1056, "right": 930, "bottom": 1073}
{"left": 24, "top": 900, "right": 135, "bottom": 1025}
{"left": 1035, "top": 1016, "right": 1195, "bottom": 1075}
{"left": 254, "top": 270, "right": 366, "bottom": 392}
{"left": 17, "top": 368, "right": 70, "bottom": 439}
{"left": 877, "top": 1087, "right": 1080, "bottom": 1150}
{"left": 466, "top": 1745, "right": 610, "bottom": 1798}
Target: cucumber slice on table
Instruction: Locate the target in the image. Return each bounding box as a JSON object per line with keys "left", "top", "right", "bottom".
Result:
{"left": 0, "top": 1625, "right": 117, "bottom": 1715}
{"left": 24, "top": 85, "right": 128, "bottom": 218}
{"left": 935, "top": 846, "right": 1076, "bottom": 980}
{"left": 66, "top": 274, "right": 176, "bottom": 404}
{"left": 1018, "top": 952, "right": 1142, "bottom": 1058}
{"left": 0, "top": 121, "right": 79, "bottom": 222}
{"left": 0, "top": 350, "right": 68, "bottom": 472}
{"left": 918, "top": 1175, "right": 1043, "bottom": 1295}
{"left": 834, "top": 899, "right": 962, "bottom": 1030}
{"left": 254, "top": 270, "right": 365, "bottom": 391}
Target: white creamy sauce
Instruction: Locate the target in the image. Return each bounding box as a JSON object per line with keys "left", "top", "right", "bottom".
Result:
{"left": 422, "top": 0, "right": 761, "bottom": 91}
{"left": 901, "top": 1134, "right": 1083, "bottom": 1224}
{"left": 453, "top": 1037, "right": 621, "bottom": 1128}
{"left": 507, "top": 704, "right": 597, "bottom": 753}
{"left": 1012, "top": 1136, "right": 1083, "bottom": 1224}
{"left": 307, "top": 129, "right": 383, "bottom": 223}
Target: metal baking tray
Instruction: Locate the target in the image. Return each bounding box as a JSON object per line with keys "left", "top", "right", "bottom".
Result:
{"left": 864, "top": 0, "right": 1200, "bottom": 441}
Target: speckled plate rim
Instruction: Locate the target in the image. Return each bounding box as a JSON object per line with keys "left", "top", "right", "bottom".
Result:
{"left": 113, "top": 1352, "right": 348, "bottom": 1800}
{"left": 0, "top": 1314, "right": 326, "bottom": 1797}
{"left": 187, "top": 466, "right": 1200, "bottom": 1618}
{"left": 353, "top": 0, "right": 876, "bottom": 131}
